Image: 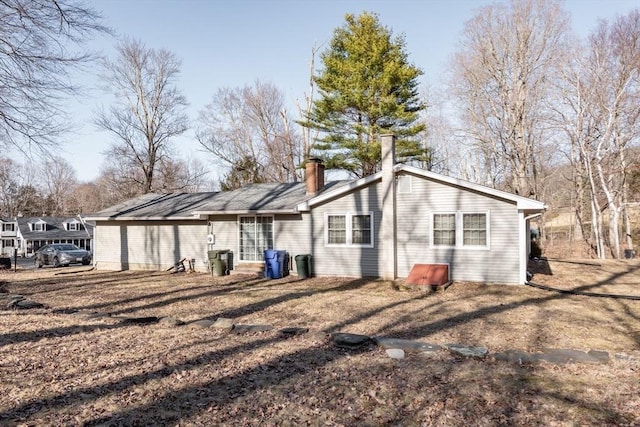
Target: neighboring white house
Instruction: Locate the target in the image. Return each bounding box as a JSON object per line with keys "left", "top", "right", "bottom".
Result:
{"left": 87, "top": 135, "right": 545, "bottom": 285}
{"left": 2, "top": 216, "right": 94, "bottom": 257}
{"left": 1, "top": 218, "right": 18, "bottom": 257}
{"left": 15, "top": 216, "right": 94, "bottom": 257}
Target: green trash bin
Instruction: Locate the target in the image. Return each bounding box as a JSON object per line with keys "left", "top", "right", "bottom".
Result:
{"left": 295, "top": 254, "right": 312, "bottom": 278}
{"left": 208, "top": 249, "right": 230, "bottom": 276}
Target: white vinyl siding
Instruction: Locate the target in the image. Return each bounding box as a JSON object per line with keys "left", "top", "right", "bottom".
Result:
{"left": 309, "top": 184, "right": 382, "bottom": 277}
{"left": 93, "top": 220, "right": 209, "bottom": 272}
{"left": 396, "top": 172, "right": 520, "bottom": 284}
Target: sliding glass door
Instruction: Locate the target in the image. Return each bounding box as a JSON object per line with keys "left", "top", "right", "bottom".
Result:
{"left": 239, "top": 216, "right": 273, "bottom": 261}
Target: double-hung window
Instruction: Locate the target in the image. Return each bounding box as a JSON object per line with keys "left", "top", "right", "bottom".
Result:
{"left": 326, "top": 212, "right": 374, "bottom": 247}
{"left": 432, "top": 212, "right": 489, "bottom": 249}
{"left": 463, "top": 213, "right": 487, "bottom": 246}
{"left": 433, "top": 213, "right": 456, "bottom": 246}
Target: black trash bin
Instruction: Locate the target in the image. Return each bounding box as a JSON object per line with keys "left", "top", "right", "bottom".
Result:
{"left": 295, "top": 254, "right": 312, "bottom": 278}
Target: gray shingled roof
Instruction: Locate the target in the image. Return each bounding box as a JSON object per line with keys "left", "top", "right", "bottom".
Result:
{"left": 91, "top": 192, "right": 219, "bottom": 219}
{"left": 16, "top": 216, "right": 94, "bottom": 240}
{"left": 194, "top": 182, "right": 345, "bottom": 214}
{"left": 89, "top": 181, "right": 352, "bottom": 220}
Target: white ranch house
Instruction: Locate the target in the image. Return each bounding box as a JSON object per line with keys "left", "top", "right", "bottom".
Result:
{"left": 88, "top": 135, "right": 545, "bottom": 285}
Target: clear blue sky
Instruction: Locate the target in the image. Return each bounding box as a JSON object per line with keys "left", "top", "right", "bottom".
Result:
{"left": 58, "top": 0, "right": 638, "bottom": 183}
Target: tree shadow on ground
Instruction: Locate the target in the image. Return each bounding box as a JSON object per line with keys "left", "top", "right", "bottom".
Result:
{"left": 1, "top": 271, "right": 638, "bottom": 425}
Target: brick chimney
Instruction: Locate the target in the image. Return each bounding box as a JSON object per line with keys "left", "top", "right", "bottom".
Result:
{"left": 305, "top": 158, "right": 325, "bottom": 195}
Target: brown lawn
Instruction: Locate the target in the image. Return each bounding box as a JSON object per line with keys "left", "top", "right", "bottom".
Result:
{"left": 1, "top": 259, "right": 639, "bottom": 426}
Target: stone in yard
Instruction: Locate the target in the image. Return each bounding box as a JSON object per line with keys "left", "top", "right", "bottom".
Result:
{"left": 331, "top": 332, "right": 371, "bottom": 349}
{"left": 211, "top": 318, "right": 234, "bottom": 330}
{"left": 374, "top": 337, "right": 441, "bottom": 353}
{"left": 8, "top": 298, "right": 44, "bottom": 310}
{"left": 386, "top": 348, "right": 405, "bottom": 359}
{"left": 538, "top": 348, "right": 609, "bottom": 365}
{"left": 446, "top": 344, "right": 488, "bottom": 358}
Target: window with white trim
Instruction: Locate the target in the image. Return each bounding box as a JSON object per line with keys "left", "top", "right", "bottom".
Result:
{"left": 32, "top": 222, "right": 45, "bottom": 232}
{"left": 2, "top": 223, "right": 15, "bottom": 232}
{"left": 325, "top": 212, "right": 374, "bottom": 247}
{"left": 68, "top": 222, "right": 80, "bottom": 231}
{"left": 463, "top": 213, "right": 487, "bottom": 246}
{"left": 433, "top": 213, "right": 456, "bottom": 246}
{"left": 431, "top": 212, "right": 489, "bottom": 249}
{"left": 327, "top": 215, "right": 346, "bottom": 244}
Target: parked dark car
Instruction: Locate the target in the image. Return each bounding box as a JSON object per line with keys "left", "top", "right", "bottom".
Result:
{"left": 34, "top": 244, "right": 92, "bottom": 268}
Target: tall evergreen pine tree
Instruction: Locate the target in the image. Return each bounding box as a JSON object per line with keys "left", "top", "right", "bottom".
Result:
{"left": 304, "top": 12, "right": 427, "bottom": 177}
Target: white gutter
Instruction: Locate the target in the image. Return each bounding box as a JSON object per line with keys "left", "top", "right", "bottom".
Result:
{"left": 525, "top": 213, "right": 542, "bottom": 221}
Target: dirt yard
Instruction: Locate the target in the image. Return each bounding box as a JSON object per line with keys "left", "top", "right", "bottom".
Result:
{"left": 1, "top": 259, "right": 639, "bottom": 426}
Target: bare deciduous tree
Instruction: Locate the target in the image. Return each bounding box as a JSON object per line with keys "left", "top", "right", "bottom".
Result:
{"left": 95, "top": 39, "right": 189, "bottom": 195}
{"left": 40, "top": 156, "right": 78, "bottom": 215}
{"left": 0, "top": 0, "right": 106, "bottom": 152}
{"left": 197, "top": 80, "right": 303, "bottom": 189}
{"left": 449, "top": 0, "right": 570, "bottom": 198}
{"left": 65, "top": 182, "right": 108, "bottom": 214}
{"left": 0, "top": 158, "right": 20, "bottom": 216}
{"left": 554, "top": 9, "right": 640, "bottom": 259}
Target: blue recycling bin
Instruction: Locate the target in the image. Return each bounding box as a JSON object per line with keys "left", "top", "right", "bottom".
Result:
{"left": 264, "top": 249, "right": 289, "bottom": 279}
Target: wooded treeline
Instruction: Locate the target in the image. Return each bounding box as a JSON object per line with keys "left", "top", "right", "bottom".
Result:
{"left": 0, "top": 0, "right": 638, "bottom": 258}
